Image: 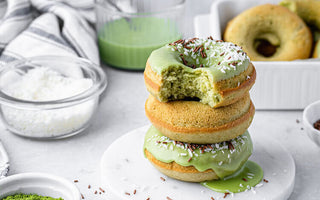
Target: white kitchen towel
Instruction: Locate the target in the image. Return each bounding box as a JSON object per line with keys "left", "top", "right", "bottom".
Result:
{"left": 0, "top": 0, "right": 98, "bottom": 66}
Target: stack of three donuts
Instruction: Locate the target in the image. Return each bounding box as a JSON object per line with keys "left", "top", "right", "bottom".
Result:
{"left": 143, "top": 37, "right": 256, "bottom": 182}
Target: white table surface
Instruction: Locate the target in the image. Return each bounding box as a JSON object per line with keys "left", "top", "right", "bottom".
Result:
{"left": 1, "top": 1, "right": 320, "bottom": 199}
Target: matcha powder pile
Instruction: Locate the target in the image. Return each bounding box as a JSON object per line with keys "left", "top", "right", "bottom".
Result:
{"left": 1, "top": 194, "right": 63, "bottom": 200}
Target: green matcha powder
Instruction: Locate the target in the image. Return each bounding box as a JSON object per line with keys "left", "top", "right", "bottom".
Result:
{"left": 1, "top": 194, "right": 63, "bottom": 200}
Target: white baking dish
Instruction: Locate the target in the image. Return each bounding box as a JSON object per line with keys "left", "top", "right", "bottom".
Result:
{"left": 194, "top": 0, "right": 320, "bottom": 110}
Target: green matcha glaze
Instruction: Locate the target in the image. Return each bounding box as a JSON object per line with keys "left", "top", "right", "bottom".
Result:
{"left": 98, "top": 17, "right": 181, "bottom": 70}
{"left": 1, "top": 194, "right": 63, "bottom": 200}
{"left": 143, "top": 126, "right": 253, "bottom": 178}
{"left": 148, "top": 38, "right": 250, "bottom": 82}
{"left": 201, "top": 160, "right": 263, "bottom": 193}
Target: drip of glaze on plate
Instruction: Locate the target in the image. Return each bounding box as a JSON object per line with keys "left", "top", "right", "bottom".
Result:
{"left": 201, "top": 160, "right": 263, "bottom": 193}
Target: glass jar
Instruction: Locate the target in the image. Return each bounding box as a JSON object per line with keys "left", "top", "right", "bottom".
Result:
{"left": 96, "top": 0, "right": 186, "bottom": 70}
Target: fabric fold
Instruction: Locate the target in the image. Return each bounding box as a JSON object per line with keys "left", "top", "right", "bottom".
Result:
{"left": 0, "top": 0, "right": 98, "bottom": 66}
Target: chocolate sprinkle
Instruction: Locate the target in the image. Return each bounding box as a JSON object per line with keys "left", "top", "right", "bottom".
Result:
{"left": 223, "top": 193, "right": 230, "bottom": 198}
{"left": 228, "top": 142, "right": 234, "bottom": 150}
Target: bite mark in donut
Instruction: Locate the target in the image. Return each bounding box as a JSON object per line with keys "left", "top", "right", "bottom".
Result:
{"left": 144, "top": 37, "right": 255, "bottom": 108}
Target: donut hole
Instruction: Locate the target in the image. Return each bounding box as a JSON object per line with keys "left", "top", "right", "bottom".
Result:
{"left": 254, "top": 39, "right": 278, "bottom": 57}
{"left": 160, "top": 66, "right": 220, "bottom": 107}
{"left": 183, "top": 97, "right": 201, "bottom": 102}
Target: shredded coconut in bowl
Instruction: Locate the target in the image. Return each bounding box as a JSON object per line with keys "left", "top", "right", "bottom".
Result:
{"left": 3, "top": 67, "right": 93, "bottom": 101}
{"left": 0, "top": 67, "right": 96, "bottom": 138}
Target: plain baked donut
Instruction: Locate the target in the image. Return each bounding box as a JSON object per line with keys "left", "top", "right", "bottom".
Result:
{"left": 144, "top": 37, "right": 256, "bottom": 108}
{"left": 279, "top": 0, "right": 320, "bottom": 58}
{"left": 313, "top": 40, "right": 320, "bottom": 58}
{"left": 280, "top": 0, "right": 320, "bottom": 31}
{"left": 145, "top": 93, "right": 254, "bottom": 144}
{"left": 223, "top": 4, "right": 313, "bottom": 61}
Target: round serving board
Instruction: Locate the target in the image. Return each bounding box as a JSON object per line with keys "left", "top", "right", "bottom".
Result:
{"left": 101, "top": 126, "right": 295, "bottom": 200}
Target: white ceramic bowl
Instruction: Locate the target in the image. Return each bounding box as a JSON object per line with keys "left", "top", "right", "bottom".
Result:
{"left": 0, "top": 173, "right": 81, "bottom": 199}
{"left": 303, "top": 100, "right": 320, "bottom": 147}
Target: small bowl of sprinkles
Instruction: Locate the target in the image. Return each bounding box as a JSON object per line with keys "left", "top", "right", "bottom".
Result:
{"left": 0, "top": 56, "right": 107, "bottom": 139}
{"left": 303, "top": 99, "right": 320, "bottom": 147}
{"left": 0, "top": 173, "right": 81, "bottom": 200}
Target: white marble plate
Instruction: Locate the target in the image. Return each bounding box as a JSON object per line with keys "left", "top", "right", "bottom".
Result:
{"left": 0, "top": 141, "right": 9, "bottom": 178}
{"left": 101, "top": 126, "right": 295, "bottom": 200}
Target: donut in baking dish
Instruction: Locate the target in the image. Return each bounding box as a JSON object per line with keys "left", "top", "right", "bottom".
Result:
{"left": 143, "top": 126, "right": 253, "bottom": 182}
{"left": 223, "top": 4, "right": 312, "bottom": 61}
{"left": 280, "top": 0, "right": 320, "bottom": 31}
{"left": 145, "top": 93, "right": 254, "bottom": 144}
{"left": 279, "top": 0, "right": 320, "bottom": 58}
{"left": 144, "top": 37, "right": 256, "bottom": 108}
{"left": 313, "top": 40, "right": 320, "bottom": 58}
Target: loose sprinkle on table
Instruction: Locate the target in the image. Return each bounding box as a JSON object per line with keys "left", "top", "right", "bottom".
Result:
{"left": 125, "top": 192, "right": 130, "bottom": 195}
{"left": 74, "top": 180, "right": 78, "bottom": 183}
{"left": 160, "top": 177, "right": 166, "bottom": 181}
{"left": 81, "top": 194, "right": 84, "bottom": 199}
{"left": 223, "top": 192, "right": 230, "bottom": 198}
{"left": 99, "top": 187, "right": 105, "bottom": 193}
{"left": 211, "top": 197, "right": 215, "bottom": 200}
{"left": 88, "top": 185, "right": 91, "bottom": 189}
{"left": 167, "top": 197, "right": 173, "bottom": 200}
{"left": 133, "top": 189, "right": 137, "bottom": 195}
{"left": 263, "top": 179, "right": 269, "bottom": 183}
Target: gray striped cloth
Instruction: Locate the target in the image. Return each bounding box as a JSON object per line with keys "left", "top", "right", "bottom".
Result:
{"left": 0, "top": 0, "right": 98, "bottom": 66}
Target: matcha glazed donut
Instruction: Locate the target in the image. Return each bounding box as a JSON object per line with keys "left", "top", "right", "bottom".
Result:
{"left": 144, "top": 126, "right": 253, "bottom": 182}
{"left": 223, "top": 4, "right": 313, "bottom": 61}
{"left": 144, "top": 37, "right": 256, "bottom": 108}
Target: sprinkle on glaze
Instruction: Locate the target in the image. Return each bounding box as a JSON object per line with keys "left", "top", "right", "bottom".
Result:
{"left": 167, "top": 37, "right": 250, "bottom": 73}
